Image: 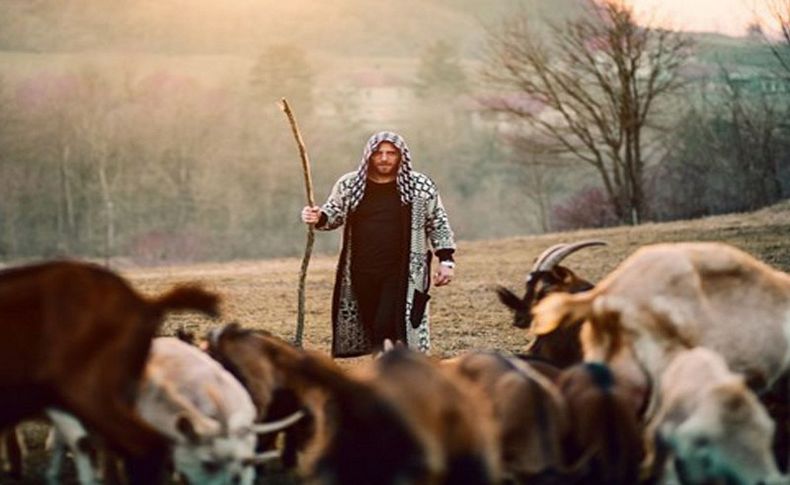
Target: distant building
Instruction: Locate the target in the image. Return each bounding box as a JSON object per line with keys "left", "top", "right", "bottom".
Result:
{"left": 315, "top": 66, "right": 416, "bottom": 131}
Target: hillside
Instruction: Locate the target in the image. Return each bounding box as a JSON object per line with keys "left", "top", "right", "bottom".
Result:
{"left": 127, "top": 199, "right": 790, "bottom": 359}
{"left": 5, "top": 200, "right": 789, "bottom": 484}
{"left": 0, "top": 0, "right": 584, "bottom": 58}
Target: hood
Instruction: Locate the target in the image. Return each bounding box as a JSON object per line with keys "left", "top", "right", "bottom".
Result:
{"left": 348, "top": 131, "right": 415, "bottom": 211}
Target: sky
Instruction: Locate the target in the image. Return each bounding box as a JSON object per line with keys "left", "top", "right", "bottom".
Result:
{"left": 628, "top": 0, "right": 776, "bottom": 37}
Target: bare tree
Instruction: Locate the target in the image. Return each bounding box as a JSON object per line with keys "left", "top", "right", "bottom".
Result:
{"left": 766, "top": 0, "right": 790, "bottom": 73}
{"left": 482, "top": 0, "right": 691, "bottom": 224}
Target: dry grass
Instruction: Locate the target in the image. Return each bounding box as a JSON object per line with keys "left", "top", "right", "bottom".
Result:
{"left": 130, "top": 199, "right": 790, "bottom": 361}
{"left": 5, "top": 200, "right": 789, "bottom": 483}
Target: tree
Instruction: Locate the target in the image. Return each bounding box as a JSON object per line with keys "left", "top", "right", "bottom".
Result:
{"left": 766, "top": 0, "right": 790, "bottom": 73}
{"left": 250, "top": 44, "right": 315, "bottom": 114}
{"left": 653, "top": 67, "right": 788, "bottom": 220}
{"left": 414, "top": 40, "right": 468, "bottom": 99}
{"left": 482, "top": 0, "right": 691, "bottom": 224}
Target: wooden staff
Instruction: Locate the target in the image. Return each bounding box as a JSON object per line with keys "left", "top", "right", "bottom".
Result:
{"left": 279, "top": 98, "right": 314, "bottom": 348}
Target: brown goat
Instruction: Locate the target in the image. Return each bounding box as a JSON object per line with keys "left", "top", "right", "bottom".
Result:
{"left": 444, "top": 352, "right": 643, "bottom": 485}
{"left": 556, "top": 362, "right": 644, "bottom": 485}
{"left": 0, "top": 260, "right": 220, "bottom": 483}
{"left": 441, "top": 351, "right": 567, "bottom": 484}
{"left": 497, "top": 240, "right": 606, "bottom": 368}
{"left": 208, "top": 324, "right": 500, "bottom": 485}
{"left": 205, "top": 323, "right": 317, "bottom": 470}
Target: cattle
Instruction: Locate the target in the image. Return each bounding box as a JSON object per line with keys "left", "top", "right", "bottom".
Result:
{"left": 207, "top": 324, "right": 500, "bottom": 485}
{"left": 0, "top": 260, "right": 220, "bottom": 483}
{"left": 497, "top": 240, "right": 606, "bottom": 368}
{"left": 645, "top": 347, "right": 785, "bottom": 485}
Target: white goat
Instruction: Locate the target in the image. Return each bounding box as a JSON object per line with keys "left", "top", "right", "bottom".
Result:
{"left": 532, "top": 242, "right": 790, "bottom": 398}
{"left": 47, "top": 337, "right": 261, "bottom": 484}
{"left": 647, "top": 347, "right": 786, "bottom": 485}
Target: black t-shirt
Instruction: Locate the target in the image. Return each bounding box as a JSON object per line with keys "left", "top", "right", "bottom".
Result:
{"left": 350, "top": 180, "right": 404, "bottom": 275}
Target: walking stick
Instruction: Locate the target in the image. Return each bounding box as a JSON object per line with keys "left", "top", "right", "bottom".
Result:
{"left": 279, "top": 98, "right": 314, "bottom": 349}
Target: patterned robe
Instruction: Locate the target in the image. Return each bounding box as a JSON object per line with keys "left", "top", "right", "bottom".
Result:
{"left": 317, "top": 132, "right": 455, "bottom": 357}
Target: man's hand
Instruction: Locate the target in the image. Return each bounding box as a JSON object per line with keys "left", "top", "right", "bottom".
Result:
{"left": 301, "top": 206, "right": 321, "bottom": 225}
{"left": 434, "top": 264, "right": 454, "bottom": 287}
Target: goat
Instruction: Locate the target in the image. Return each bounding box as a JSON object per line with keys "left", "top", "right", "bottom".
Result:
{"left": 497, "top": 240, "right": 606, "bottom": 368}
{"left": 0, "top": 260, "right": 220, "bottom": 483}
{"left": 208, "top": 324, "right": 500, "bottom": 485}
{"left": 556, "top": 362, "right": 644, "bottom": 485}
{"left": 205, "top": 324, "right": 315, "bottom": 471}
{"left": 645, "top": 347, "right": 785, "bottom": 485}
{"left": 46, "top": 336, "right": 300, "bottom": 485}
{"left": 0, "top": 426, "right": 25, "bottom": 479}
{"left": 531, "top": 242, "right": 790, "bottom": 395}
{"left": 137, "top": 337, "right": 259, "bottom": 484}
{"left": 531, "top": 242, "right": 790, "bottom": 480}
{"left": 366, "top": 348, "right": 501, "bottom": 485}
{"left": 441, "top": 351, "right": 567, "bottom": 483}
{"left": 444, "top": 351, "right": 643, "bottom": 485}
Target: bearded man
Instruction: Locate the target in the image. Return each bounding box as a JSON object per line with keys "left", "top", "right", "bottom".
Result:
{"left": 301, "top": 131, "right": 456, "bottom": 357}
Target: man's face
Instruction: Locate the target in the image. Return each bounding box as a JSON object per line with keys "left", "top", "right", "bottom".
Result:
{"left": 369, "top": 141, "right": 402, "bottom": 179}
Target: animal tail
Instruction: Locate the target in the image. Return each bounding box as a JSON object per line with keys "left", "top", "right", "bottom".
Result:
{"left": 149, "top": 285, "right": 220, "bottom": 318}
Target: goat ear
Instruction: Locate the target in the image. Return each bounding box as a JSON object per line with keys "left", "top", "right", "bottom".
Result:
{"left": 531, "top": 293, "right": 591, "bottom": 335}
{"left": 552, "top": 266, "right": 572, "bottom": 282}
{"left": 496, "top": 286, "right": 524, "bottom": 311}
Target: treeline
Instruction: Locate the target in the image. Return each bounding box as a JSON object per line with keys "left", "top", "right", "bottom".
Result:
{"left": 1, "top": 32, "right": 789, "bottom": 264}
{"left": 0, "top": 50, "right": 520, "bottom": 263}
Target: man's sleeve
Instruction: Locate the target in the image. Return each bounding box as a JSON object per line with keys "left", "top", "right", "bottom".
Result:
{"left": 426, "top": 191, "right": 456, "bottom": 258}
{"left": 316, "top": 176, "right": 349, "bottom": 231}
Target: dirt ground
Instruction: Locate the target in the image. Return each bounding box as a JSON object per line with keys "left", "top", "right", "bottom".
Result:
{"left": 4, "top": 200, "right": 790, "bottom": 484}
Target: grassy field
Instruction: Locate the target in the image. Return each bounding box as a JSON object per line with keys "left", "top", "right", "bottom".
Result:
{"left": 5, "top": 199, "right": 790, "bottom": 483}
{"left": 129, "top": 199, "right": 790, "bottom": 359}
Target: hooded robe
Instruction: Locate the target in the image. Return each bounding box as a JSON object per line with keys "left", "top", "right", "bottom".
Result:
{"left": 316, "top": 131, "right": 455, "bottom": 357}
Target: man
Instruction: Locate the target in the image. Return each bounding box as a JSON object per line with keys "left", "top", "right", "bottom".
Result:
{"left": 301, "top": 131, "right": 455, "bottom": 358}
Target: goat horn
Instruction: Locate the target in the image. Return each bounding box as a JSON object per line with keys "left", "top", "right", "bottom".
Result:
{"left": 252, "top": 410, "right": 305, "bottom": 435}
{"left": 530, "top": 243, "right": 569, "bottom": 272}
{"left": 208, "top": 326, "right": 225, "bottom": 350}
{"left": 536, "top": 240, "right": 607, "bottom": 272}
{"left": 243, "top": 450, "right": 282, "bottom": 466}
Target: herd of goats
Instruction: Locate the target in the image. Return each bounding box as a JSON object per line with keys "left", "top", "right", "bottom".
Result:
{"left": 0, "top": 239, "right": 788, "bottom": 485}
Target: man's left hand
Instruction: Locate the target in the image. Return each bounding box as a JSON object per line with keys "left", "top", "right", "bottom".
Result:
{"left": 434, "top": 264, "right": 454, "bottom": 287}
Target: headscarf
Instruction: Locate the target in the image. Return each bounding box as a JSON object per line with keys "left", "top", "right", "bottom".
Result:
{"left": 347, "top": 131, "right": 415, "bottom": 212}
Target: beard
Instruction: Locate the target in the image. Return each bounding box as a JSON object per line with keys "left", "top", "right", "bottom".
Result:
{"left": 370, "top": 161, "right": 399, "bottom": 178}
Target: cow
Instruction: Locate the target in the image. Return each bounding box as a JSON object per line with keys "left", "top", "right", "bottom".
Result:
{"left": 0, "top": 260, "right": 220, "bottom": 483}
